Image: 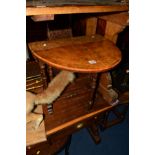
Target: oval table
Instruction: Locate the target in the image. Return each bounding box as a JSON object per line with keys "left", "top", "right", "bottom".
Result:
{"left": 28, "top": 34, "right": 122, "bottom": 152}
{"left": 29, "top": 35, "right": 121, "bottom": 73}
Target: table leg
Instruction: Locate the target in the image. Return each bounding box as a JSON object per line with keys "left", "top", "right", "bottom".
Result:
{"left": 38, "top": 61, "right": 48, "bottom": 89}
{"left": 38, "top": 61, "right": 54, "bottom": 115}
{"left": 47, "top": 66, "right": 54, "bottom": 81}
{"left": 88, "top": 73, "right": 100, "bottom": 110}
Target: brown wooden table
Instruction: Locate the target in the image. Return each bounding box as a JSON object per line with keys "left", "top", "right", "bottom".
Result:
{"left": 28, "top": 33, "right": 121, "bottom": 140}
{"left": 29, "top": 35, "right": 121, "bottom": 73}
{"left": 26, "top": 1, "right": 128, "bottom": 154}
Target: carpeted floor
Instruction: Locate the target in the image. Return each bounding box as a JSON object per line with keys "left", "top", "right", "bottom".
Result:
{"left": 58, "top": 110, "right": 129, "bottom": 155}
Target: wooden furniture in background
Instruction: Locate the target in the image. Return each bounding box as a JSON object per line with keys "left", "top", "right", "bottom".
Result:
{"left": 26, "top": 61, "right": 72, "bottom": 154}
{"left": 97, "top": 12, "right": 129, "bottom": 129}
{"left": 99, "top": 91, "right": 129, "bottom": 130}
{"left": 99, "top": 12, "right": 129, "bottom": 43}
{"left": 26, "top": 61, "right": 43, "bottom": 93}
{"left": 26, "top": 61, "right": 46, "bottom": 146}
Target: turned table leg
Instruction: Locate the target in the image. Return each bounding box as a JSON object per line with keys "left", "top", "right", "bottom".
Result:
{"left": 38, "top": 60, "right": 54, "bottom": 115}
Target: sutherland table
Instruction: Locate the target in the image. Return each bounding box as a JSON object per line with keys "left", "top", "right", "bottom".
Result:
{"left": 26, "top": 0, "right": 128, "bottom": 153}
{"left": 28, "top": 34, "right": 121, "bottom": 140}
{"left": 29, "top": 35, "right": 121, "bottom": 73}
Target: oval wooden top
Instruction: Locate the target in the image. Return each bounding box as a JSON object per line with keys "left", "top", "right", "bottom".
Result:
{"left": 29, "top": 35, "right": 121, "bottom": 73}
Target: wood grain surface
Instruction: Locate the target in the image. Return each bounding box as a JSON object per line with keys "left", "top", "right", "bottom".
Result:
{"left": 29, "top": 35, "right": 121, "bottom": 73}
{"left": 26, "top": 5, "right": 128, "bottom": 16}
{"left": 44, "top": 93, "right": 113, "bottom": 136}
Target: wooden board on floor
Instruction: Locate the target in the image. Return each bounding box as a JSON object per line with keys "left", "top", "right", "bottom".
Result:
{"left": 26, "top": 105, "right": 46, "bottom": 146}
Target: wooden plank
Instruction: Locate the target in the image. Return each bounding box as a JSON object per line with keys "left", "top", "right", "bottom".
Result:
{"left": 99, "top": 12, "right": 129, "bottom": 26}
{"left": 26, "top": 5, "right": 129, "bottom": 16}
{"left": 29, "top": 34, "right": 104, "bottom": 51}
{"left": 26, "top": 105, "right": 46, "bottom": 146}
{"left": 31, "top": 14, "right": 54, "bottom": 22}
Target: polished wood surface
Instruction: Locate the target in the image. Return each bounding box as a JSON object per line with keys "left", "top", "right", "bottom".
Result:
{"left": 29, "top": 35, "right": 121, "bottom": 73}
{"left": 29, "top": 35, "right": 103, "bottom": 51}
{"left": 46, "top": 103, "right": 113, "bottom": 136}
{"left": 44, "top": 91, "right": 113, "bottom": 136}
{"left": 26, "top": 5, "right": 128, "bottom": 16}
{"left": 43, "top": 73, "right": 95, "bottom": 133}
